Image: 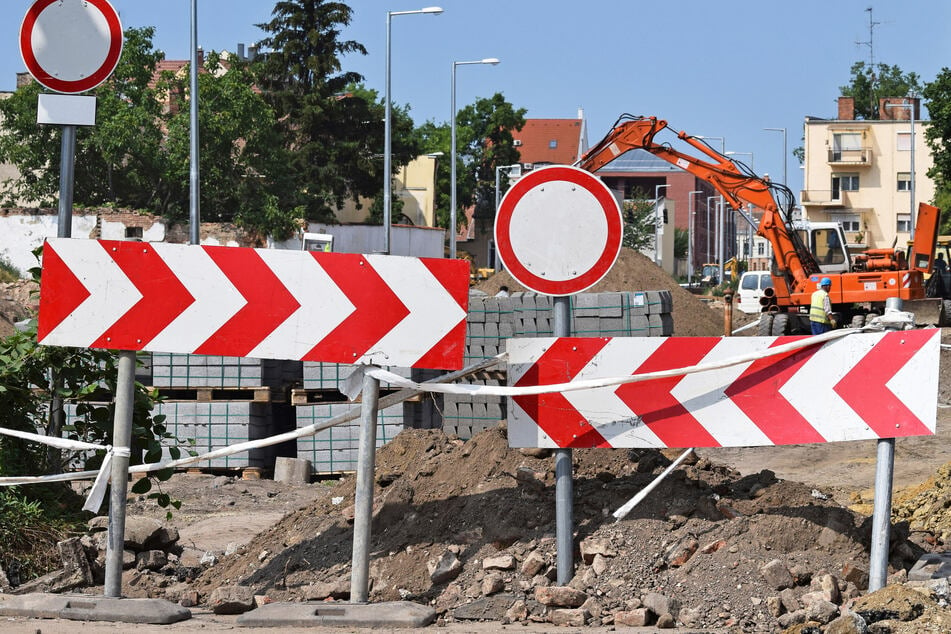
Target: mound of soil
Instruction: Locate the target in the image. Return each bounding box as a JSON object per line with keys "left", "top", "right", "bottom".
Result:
{"left": 183, "top": 424, "right": 926, "bottom": 630}
{"left": 477, "top": 248, "right": 727, "bottom": 337}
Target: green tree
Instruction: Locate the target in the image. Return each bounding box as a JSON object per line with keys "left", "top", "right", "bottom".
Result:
{"left": 839, "top": 61, "right": 922, "bottom": 120}
{"left": 622, "top": 189, "right": 657, "bottom": 252}
{"left": 160, "top": 53, "right": 293, "bottom": 237}
{"left": 0, "top": 28, "right": 166, "bottom": 208}
{"left": 455, "top": 94, "right": 526, "bottom": 227}
{"left": 674, "top": 227, "right": 689, "bottom": 259}
{"left": 416, "top": 94, "right": 525, "bottom": 232}
{"left": 256, "top": 1, "right": 410, "bottom": 223}
{"left": 923, "top": 68, "right": 951, "bottom": 230}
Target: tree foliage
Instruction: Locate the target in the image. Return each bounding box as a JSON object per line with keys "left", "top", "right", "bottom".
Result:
{"left": 622, "top": 189, "right": 657, "bottom": 252}
{"left": 923, "top": 68, "right": 951, "bottom": 230}
{"left": 839, "top": 61, "right": 922, "bottom": 120}
{"left": 417, "top": 93, "right": 525, "bottom": 231}
{"left": 255, "top": 0, "right": 419, "bottom": 225}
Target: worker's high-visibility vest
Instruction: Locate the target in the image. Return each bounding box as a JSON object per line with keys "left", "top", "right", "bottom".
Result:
{"left": 810, "top": 289, "right": 830, "bottom": 324}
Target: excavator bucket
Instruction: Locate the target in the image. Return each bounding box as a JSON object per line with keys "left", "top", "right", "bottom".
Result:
{"left": 905, "top": 297, "right": 945, "bottom": 327}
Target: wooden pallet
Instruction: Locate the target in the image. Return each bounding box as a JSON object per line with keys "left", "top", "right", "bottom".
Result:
{"left": 156, "top": 386, "right": 280, "bottom": 403}
{"left": 290, "top": 387, "right": 414, "bottom": 406}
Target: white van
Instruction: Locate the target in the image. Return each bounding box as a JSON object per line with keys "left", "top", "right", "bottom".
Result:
{"left": 737, "top": 271, "right": 773, "bottom": 314}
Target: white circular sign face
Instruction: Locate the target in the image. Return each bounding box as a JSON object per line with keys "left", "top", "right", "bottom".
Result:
{"left": 20, "top": 0, "right": 123, "bottom": 94}
{"left": 495, "top": 165, "right": 623, "bottom": 296}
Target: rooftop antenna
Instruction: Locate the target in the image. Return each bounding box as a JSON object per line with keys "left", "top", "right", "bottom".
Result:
{"left": 856, "top": 6, "right": 880, "bottom": 117}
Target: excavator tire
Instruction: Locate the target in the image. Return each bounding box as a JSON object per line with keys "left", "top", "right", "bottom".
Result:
{"left": 770, "top": 313, "right": 790, "bottom": 336}
{"left": 757, "top": 313, "right": 774, "bottom": 336}
{"left": 850, "top": 314, "right": 866, "bottom": 329}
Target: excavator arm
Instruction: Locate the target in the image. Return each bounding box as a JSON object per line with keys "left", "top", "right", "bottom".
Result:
{"left": 577, "top": 115, "right": 819, "bottom": 293}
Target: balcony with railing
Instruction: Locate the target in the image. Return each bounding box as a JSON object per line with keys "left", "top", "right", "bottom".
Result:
{"left": 800, "top": 190, "right": 852, "bottom": 207}
{"left": 827, "top": 148, "right": 872, "bottom": 165}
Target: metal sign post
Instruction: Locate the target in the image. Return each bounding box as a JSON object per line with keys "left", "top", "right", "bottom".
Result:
{"left": 553, "top": 296, "right": 573, "bottom": 584}
{"left": 103, "top": 351, "right": 135, "bottom": 597}
{"left": 350, "top": 369, "right": 381, "bottom": 603}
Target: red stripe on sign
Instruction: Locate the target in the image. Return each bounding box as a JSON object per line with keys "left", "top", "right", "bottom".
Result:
{"left": 303, "top": 253, "right": 410, "bottom": 363}
{"left": 726, "top": 336, "right": 827, "bottom": 444}
{"left": 514, "top": 338, "right": 611, "bottom": 448}
{"left": 411, "top": 258, "right": 470, "bottom": 369}
{"left": 37, "top": 240, "right": 90, "bottom": 342}
{"left": 834, "top": 330, "right": 935, "bottom": 437}
{"left": 194, "top": 246, "right": 300, "bottom": 357}
{"left": 615, "top": 338, "right": 721, "bottom": 447}
{"left": 91, "top": 241, "right": 195, "bottom": 350}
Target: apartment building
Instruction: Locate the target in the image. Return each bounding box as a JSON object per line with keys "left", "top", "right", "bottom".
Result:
{"left": 801, "top": 96, "right": 934, "bottom": 252}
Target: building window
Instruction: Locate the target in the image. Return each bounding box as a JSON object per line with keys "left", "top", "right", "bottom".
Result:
{"left": 549, "top": 139, "right": 558, "bottom": 149}
{"left": 897, "top": 131, "right": 912, "bottom": 151}
{"left": 757, "top": 242, "right": 765, "bottom": 257}
{"left": 897, "top": 172, "right": 911, "bottom": 191}
{"left": 125, "top": 227, "right": 143, "bottom": 239}
{"left": 897, "top": 214, "right": 912, "bottom": 233}
{"left": 832, "top": 132, "right": 862, "bottom": 160}
{"left": 831, "top": 173, "right": 859, "bottom": 199}
{"left": 831, "top": 214, "right": 861, "bottom": 232}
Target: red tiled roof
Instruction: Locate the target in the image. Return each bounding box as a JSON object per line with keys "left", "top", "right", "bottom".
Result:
{"left": 513, "top": 118, "right": 583, "bottom": 165}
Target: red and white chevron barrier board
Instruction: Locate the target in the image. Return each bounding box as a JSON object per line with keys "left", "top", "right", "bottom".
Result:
{"left": 37, "top": 238, "right": 470, "bottom": 369}
{"left": 507, "top": 331, "right": 939, "bottom": 448}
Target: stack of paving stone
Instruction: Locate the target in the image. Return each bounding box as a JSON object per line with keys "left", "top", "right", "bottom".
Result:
{"left": 151, "top": 354, "right": 301, "bottom": 388}
{"left": 440, "top": 289, "right": 674, "bottom": 438}
{"left": 296, "top": 362, "right": 412, "bottom": 473}
{"left": 146, "top": 354, "right": 301, "bottom": 470}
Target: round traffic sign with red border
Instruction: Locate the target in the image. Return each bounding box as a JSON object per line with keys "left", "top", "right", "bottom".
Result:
{"left": 495, "top": 165, "right": 622, "bottom": 296}
{"left": 19, "top": 0, "right": 123, "bottom": 94}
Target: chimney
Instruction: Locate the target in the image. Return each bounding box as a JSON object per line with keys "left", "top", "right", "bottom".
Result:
{"left": 837, "top": 96, "right": 855, "bottom": 120}
{"left": 880, "top": 97, "right": 920, "bottom": 121}
{"left": 197, "top": 46, "right": 204, "bottom": 67}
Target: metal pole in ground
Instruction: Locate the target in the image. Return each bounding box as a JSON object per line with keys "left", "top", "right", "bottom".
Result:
{"left": 104, "top": 350, "right": 136, "bottom": 598}
{"left": 868, "top": 296, "right": 902, "bottom": 591}
{"left": 553, "top": 295, "right": 574, "bottom": 584}
{"left": 351, "top": 368, "right": 381, "bottom": 603}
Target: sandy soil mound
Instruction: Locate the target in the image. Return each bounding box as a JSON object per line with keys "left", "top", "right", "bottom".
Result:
{"left": 476, "top": 248, "right": 727, "bottom": 337}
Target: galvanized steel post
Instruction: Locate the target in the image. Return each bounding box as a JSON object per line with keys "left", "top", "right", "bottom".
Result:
{"left": 350, "top": 369, "right": 381, "bottom": 603}
{"left": 868, "top": 296, "right": 902, "bottom": 591}
{"left": 553, "top": 296, "right": 574, "bottom": 584}
{"left": 103, "top": 350, "right": 136, "bottom": 597}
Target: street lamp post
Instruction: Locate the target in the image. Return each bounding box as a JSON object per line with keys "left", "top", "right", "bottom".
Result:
{"left": 764, "top": 127, "right": 788, "bottom": 186}
{"left": 384, "top": 6, "right": 443, "bottom": 255}
{"left": 654, "top": 184, "right": 670, "bottom": 267}
{"left": 493, "top": 164, "right": 520, "bottom": 270}
{"left": 706, "top": 195, "right": 716, "bottom": 267}
{"left": 688, "top": 190, "right": 703, "bottom": 284}
{"left": 726, "top": 152, "right": 754, "bottom": 262}
{"left": 450, "top": 58, "right": 500, "bottom": 260}
{"left": 885, "top": 100, "right": 917, "bottom": 240}
{"left": 698, "top": 136, "right": 726, "bottom": 281}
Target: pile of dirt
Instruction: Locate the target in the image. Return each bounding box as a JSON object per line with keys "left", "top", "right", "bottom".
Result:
{"left": 169, "top": 425, "right": 944, "bottom": 631}
{"left": 0, "top": 280, "right": 36, "bottom": 337}
{"left": 476, "top": 248, "right": 727, "bottom": 337}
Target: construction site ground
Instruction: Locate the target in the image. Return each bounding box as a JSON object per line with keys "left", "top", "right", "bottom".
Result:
{"left": 4, "top": 250, "right": 951, "bottom": 633}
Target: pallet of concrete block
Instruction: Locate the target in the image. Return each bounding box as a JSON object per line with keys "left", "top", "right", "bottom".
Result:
{"left": 155, "top": 401, "right": 296, "bottom": 470}
{"left": 296, "top": 401, "right": 405, "bottom": 474}
{"left": 570, "top": 290, "right": 673, "bottom": 337}
{"left": 150, "top": 353, "right": 302, "bottom": 390}
{"left": 300, "top": 362, "right": 412, "bottom": 396}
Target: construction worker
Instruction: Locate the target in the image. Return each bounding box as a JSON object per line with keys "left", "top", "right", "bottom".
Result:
{"left": 809, "top": 277, "right": 835, "bottom": 335}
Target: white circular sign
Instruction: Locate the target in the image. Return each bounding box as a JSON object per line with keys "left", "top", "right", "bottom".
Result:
{"left": 495, "top": 165, "right": 623, "bottom": 296}
{"left": 20, "top": 0, "right": 123, "bottom": 94}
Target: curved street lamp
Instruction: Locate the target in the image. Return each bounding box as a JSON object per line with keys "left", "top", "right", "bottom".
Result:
{"left": 450, "top": 57, "right": 500, "bottom": 259}
{"left": 384, "top": 7, "right": 443, "bottom": 254}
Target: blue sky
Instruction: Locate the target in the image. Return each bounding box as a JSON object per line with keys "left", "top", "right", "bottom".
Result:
{"left": 3, "top": 1, "right": 950, "bottom": 197}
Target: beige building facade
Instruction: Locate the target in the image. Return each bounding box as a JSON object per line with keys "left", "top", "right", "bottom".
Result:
{"left": 801, "top": 97, "right": 934, "bottom": 252}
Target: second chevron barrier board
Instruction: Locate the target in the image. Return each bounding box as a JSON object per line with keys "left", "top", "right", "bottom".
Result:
{"left": 506, "top": 330, "right": 940, "bottom": 449}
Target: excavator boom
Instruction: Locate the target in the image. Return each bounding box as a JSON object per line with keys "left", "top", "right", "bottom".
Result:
{"left": 578, "top": 116, "right": 819, "bottom": 293}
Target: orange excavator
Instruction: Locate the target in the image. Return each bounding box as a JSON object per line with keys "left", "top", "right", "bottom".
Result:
{"left": 577, "top": 115, "right": 943, "bottom": 333}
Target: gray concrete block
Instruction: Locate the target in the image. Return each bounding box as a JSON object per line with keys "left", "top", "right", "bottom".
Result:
{"left": 628, "top": 291, "right": 649, "bottom": 316}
